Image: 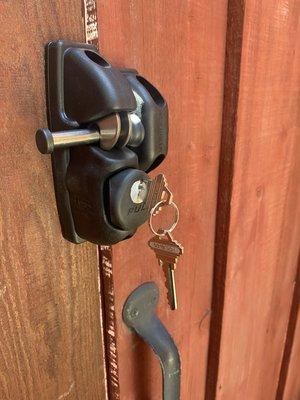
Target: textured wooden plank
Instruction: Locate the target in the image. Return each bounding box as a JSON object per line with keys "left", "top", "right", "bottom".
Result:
{"left": 283, "top": 316, "right": 300, "bottom": 400}
{"left": 205, "top": 1, "right": 245, "bottom": 397}
{"left": 98, "top": 1, "right": 228, "bottom": 398}
{"left": 0, "top": 2, "right": 106, "bottom": 399}
{"left": 281, "top": 258, "right": 300, "bottom": 400}
{"left": 209, "top": 1, "right": 300, "bottom": 399}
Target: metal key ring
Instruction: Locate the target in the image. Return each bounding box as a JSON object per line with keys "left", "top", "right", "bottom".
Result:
{"left": 149, "top": 200, "right": 180, "bottom": 237}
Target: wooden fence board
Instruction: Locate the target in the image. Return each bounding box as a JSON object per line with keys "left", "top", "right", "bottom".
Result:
{"left": 206, "top": 1, "right": 300, "bottom": 399}
{"left": 0, "top": 2, "right": 106, "bottom": 399}
{"left": 98, "top": 1, "right": 228, "bottom": 398}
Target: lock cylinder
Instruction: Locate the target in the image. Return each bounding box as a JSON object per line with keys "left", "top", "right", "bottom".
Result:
{"left": 108, "top": 169, "right": 150, "bottom": 231}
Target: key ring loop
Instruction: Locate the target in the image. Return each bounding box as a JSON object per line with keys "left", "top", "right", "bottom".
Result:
{"left": 149, "top": 200, "right": 180, "bottom": 237}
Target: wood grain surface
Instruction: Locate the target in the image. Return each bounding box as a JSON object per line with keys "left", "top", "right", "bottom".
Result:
{"left": 98, "top": 1, "right": 228, "bottom": 399}
{"left": 283, "top": 314, "right": 300, "bottom": 400}
{"left": 208, "top": 1, "right": 300, "bottom": 399}
{"left": 205, "top": 1, "right": 245, "bottom": 397}
{"left": 0, "top": 2, "right": 106, "bottom": 399}
{"left": 1, "top": 1, "right": 298, "bottom": 399}
{"left": 281, "top": 257, "right": 300, "bottom": 400}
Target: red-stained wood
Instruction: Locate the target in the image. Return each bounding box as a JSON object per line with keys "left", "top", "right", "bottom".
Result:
{"left": 205, "top": 1, "right": 245, "bottom": 397}
{"left": 98, "top": 1, "right": 228, "bottom": 398}
{"left": 281, "top": 257, "right": 300, "bottom": 400}
{"left": 1, "top": 1, "right": 299, "bottom": 399}
{"left": 0, "top": 2, "right": 106, "bottom": 399}
{"left": 283, "top": 313, "right": 300, "bottom": 400}
{"left": 207, "top": 1, "right": 300, "bottom": 399}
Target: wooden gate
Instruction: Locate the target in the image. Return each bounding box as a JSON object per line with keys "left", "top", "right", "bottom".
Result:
{"left": 0, "top": 1, "right": 299, "bottom": 399}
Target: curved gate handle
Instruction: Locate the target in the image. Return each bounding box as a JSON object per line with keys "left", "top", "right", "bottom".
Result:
{"left": 123, "top": 282, "right": 181, "bottom": 400}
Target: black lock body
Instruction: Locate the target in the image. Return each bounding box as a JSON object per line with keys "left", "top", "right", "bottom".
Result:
{"left": 122, "top": 70, "right": 168, "bottom": 172}
{"left": 66, "top": 146, "right": 150, "bottom": 245}
{"left": 38, "top": 40, "right": 168, "bottom": 245}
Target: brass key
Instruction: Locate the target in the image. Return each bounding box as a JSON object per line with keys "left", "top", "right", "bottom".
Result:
{"left": 148, "top": 232, "right": 183, "bottom": 310}
{"left": 146, "top": 174, "right": 173, "bottom": 214}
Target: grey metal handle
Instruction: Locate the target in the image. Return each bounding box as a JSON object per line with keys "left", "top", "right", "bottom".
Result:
{"left": 123, "top": 282, "right": 181, "bottom": 400}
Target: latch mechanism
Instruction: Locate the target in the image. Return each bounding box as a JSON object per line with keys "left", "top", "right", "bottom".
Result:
{"left": 36, "top": 40, "right": 168, "bottom": 245}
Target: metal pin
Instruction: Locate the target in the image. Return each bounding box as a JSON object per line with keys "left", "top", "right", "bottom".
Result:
{"left": 36, "top": 127, "right": 100, "bottom": 154}
{"left": 36, "top": 112, "right": 144, "bottom": 154}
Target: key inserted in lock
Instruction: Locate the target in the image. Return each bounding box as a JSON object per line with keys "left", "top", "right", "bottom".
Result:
{"left": 36, "top": 40, "right": 168, "bottom": 245}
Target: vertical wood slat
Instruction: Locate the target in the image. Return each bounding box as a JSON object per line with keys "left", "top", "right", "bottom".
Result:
{"left": 205, "top": 1, "right": 245, "bottom": 397}
{"left": 0, "top": 2, "right": 106, "bottom": 399}
{"left": 98, "top": 1, "right": 228, "bottom": 398}
{"left": 206, "top": 0, "right": 300, "bottom": 399}
{"left": 84, "top": 2, "right": 120, "bottom": 397}
{"left": 282, "top": 315, "right": 300, "bottom": 400}
{"left": 280, "top": 256, "right": 300, "bottom": 400}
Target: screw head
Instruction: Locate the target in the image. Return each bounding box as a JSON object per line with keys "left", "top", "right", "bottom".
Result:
{"left": 130, "top": 308, "right": 139, "bottom": 319}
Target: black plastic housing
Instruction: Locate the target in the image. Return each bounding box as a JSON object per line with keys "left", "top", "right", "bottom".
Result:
{"left": 64, "top": 48, "right": 136, "bottom": 122}
{"left": 122, "top": 69, "right": 168, "bottom": 172}
{"left": 46, "top": 40, "right": 137, "bottom": 243}
{"left": 66, "top": 146, "right": 139, "bottom": 245}
{"left": 44, "top": 40, "right": 168, "bottom": 245}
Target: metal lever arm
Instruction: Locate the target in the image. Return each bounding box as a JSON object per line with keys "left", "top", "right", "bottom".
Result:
{"left": 123, "top": 282, "right": 181, "bottom": 400}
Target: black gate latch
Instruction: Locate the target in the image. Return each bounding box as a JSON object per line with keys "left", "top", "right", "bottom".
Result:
{"left": 36, "top": 40, "right": 168, "bottom": 245}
